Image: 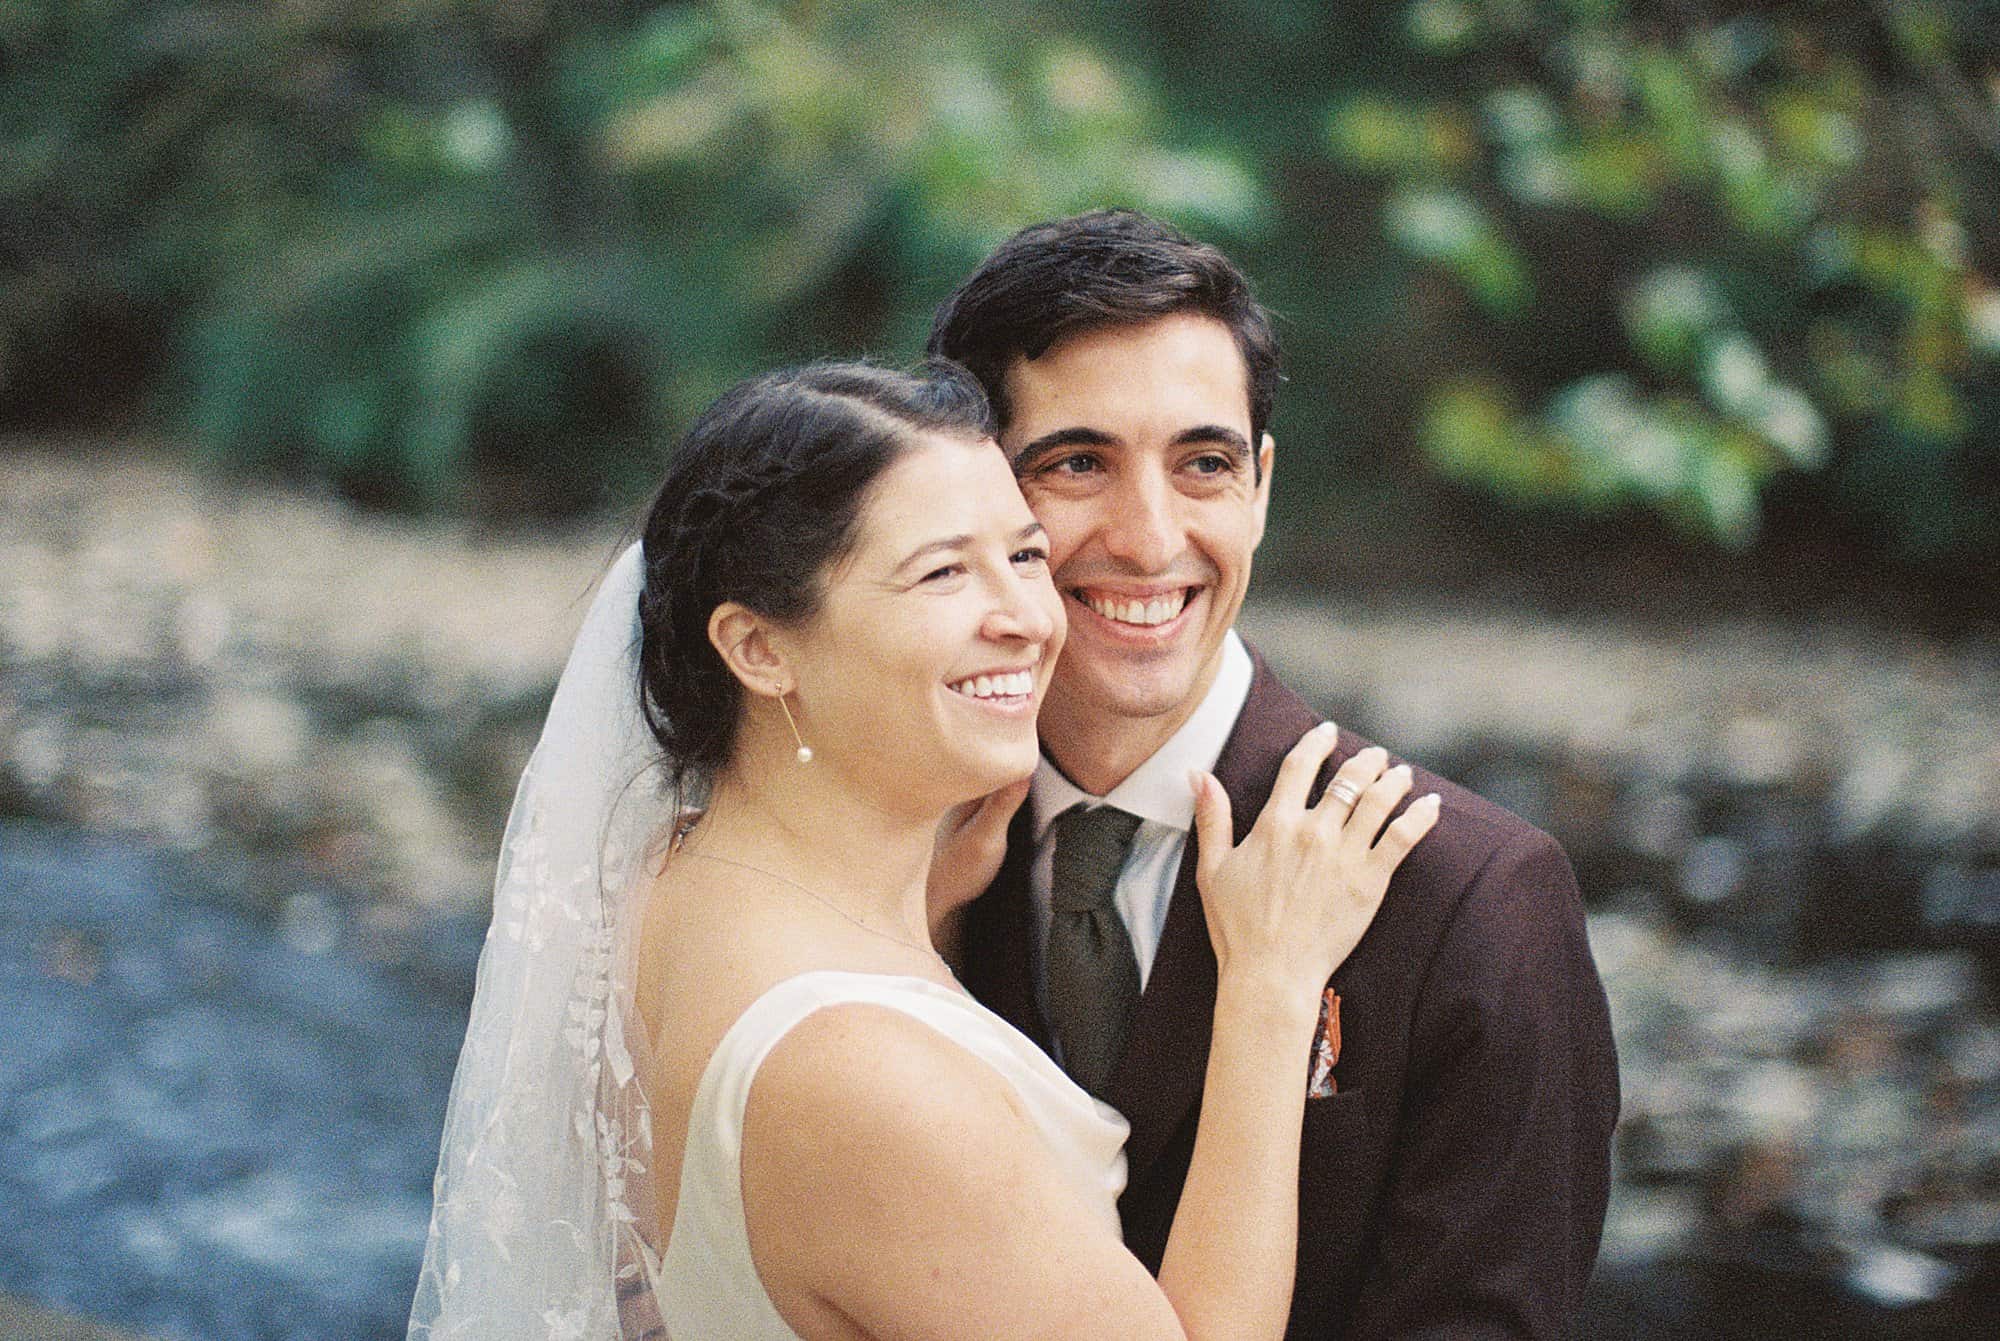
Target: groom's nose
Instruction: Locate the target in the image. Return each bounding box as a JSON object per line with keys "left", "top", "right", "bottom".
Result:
{"left": 1100, "top": 467, "right": 1180, "bottom": 573}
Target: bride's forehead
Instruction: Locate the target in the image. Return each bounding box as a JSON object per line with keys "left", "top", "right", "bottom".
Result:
{"left": 856, "top": 437, "right": 1023, "bottom": 530}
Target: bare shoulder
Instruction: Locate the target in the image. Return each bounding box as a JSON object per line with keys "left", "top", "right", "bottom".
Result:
{"left": 740, "top": 1000, "right": 1175, "bottom": 1340}
{"left": 743, "top": 998, "right": 1032, "bottom": 1193}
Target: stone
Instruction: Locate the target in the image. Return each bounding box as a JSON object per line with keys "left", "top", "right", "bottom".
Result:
{"left": 1922, "top": 863, "right": 2000, "bottom": 932}
{"left": 1727, "top": 1061, "right": 1822, "bottom": 1139}
{"left": 1717, "top": 713, "right": 1802, "bottom": 788}
{"left": 1867, "top": 952, "right": 1979, "bottom": 1021}
{"left": 1598, "top": 1186, "right": 1701, "bottom": 1267}
{"left": 1842, "top": 1239, "right": 1958, "bottom": 1308}
{"left": 1834, "top": 747, "right": 1918, "bottom": 839}
{"left": 1679, "top": 834, "right": 1749, "bottom": 905}
{"left": 208, "top": 690, "right": 312, "bottom": 777}
{"left": 1618, "top": 782, "right": 1698, "bottom": 861}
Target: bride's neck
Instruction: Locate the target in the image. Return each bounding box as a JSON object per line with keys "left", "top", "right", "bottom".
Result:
{"left": 688, "top": 738, "right": 937, "bottom": 940}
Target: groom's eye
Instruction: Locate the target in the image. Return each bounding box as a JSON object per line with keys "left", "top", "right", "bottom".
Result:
{"left": 1044, "top": 452, "right": 1100, "bottom": 476}
{"left": 921, "top": 563, "right": 965, "bottom": 583}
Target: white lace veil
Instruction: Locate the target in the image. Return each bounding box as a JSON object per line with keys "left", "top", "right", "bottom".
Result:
{"left": 410, "top": 540, "right": 672, "bottom": 1341}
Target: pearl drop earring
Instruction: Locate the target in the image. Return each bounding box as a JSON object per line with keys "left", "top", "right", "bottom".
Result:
{"left": 777, "top": 692, "right": 813, "bottom": 763}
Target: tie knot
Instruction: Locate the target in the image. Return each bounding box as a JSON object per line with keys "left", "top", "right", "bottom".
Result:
{"left": 1048, "top": 805, "right": 1143, "bottom": 913}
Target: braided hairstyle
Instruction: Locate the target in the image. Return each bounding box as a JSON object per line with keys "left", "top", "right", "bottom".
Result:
{"left": 637, "top": 360, "right": 997, "bottom": 793}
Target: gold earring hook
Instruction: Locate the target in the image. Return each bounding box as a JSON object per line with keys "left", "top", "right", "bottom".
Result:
{"left": 776, "top": 691, "right": 812, "bottom": 763}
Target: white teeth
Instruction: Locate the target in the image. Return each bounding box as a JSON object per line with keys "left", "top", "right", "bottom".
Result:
{"left": 950, "top": 670, "right": 1034, "bottom": 699}
{"left": 1082, "top": 590, "right": 1187, "bottom": 627}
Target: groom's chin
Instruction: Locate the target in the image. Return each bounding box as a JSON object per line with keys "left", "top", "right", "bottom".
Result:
{"left": 1048, "top": 654, "right": 1203, "bottom": 726}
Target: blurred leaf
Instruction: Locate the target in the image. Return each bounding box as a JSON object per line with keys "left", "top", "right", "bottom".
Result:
{"left": 2, "top": 0, "right": 1268, "bottom": 515}
{"left": 1888, "top": 3, "right": 1954, "bottom": 64}
{"left": 1385, "top": 187, "right": 1533, "bottom": 314}
{"left": 1326, "top": 95, "right": 1476, "bottom": 174}
{"left": 1633, "top": 46, "right": 1710, "bottom": 172}
{"left": 1324, "top": 0, "right": 2000, "bottom": 561}
{"left": 8, "top": 0, "right": 1996, "bottom": 564}
{"left": 1484, "top": 87, "right": 1563, "bottom": 149}
{"left": 1622, "top": 265, "right": 1727, "bottom": 373}
{"left": 1567, "top": 129, "right": 1663, "bottom": 214}
{"left": 1406, "top": 0, "right": 1479, "bottom": 56}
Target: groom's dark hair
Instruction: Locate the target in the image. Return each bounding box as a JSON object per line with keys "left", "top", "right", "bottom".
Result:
{"left": 637, "top": 359, "right": 995, "bottom": 787}
{"left": 926, "top": 208, "right": 1280, "bottom": 455}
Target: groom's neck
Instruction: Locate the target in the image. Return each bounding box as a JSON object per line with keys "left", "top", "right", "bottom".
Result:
{"left": 1037, "top": 698, "right": 1200, "bottom": 798}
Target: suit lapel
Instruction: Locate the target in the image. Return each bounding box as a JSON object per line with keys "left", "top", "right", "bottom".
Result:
{"left": 1110, "top": 649, "right": 1326, "bottom": 1188}
{"left": 1106, "top": 844, "right": 1212, "bottom": 1181}
{"left": 958, "top": 802, "right": 1051, "bottom": 1052}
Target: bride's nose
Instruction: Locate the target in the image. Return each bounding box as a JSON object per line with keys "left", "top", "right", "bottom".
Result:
{"left": 982, "top": 574, "right": 1058, "bottom": 646}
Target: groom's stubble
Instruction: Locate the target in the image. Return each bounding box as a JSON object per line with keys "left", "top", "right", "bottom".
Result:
{"left": 994, "top": 313, "right": 1273, "bottom": 797}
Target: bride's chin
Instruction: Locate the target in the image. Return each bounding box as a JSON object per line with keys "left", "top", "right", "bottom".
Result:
{"left": 942, "top": 742, "right": 1038, "bottom": 796}
{"left": 978, "top": 748, "right": 1041, "bottom": 791}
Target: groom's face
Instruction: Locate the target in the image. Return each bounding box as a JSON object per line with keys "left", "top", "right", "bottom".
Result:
{"left": 999, "top": 313, "right": 1271, "bottom": 742}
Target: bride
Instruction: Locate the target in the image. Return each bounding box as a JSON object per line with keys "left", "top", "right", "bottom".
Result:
{"left": 409, "top": 359, "right": 1436, "bottom": 1340}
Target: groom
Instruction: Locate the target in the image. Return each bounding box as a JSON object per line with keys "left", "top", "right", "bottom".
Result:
{"left": 928, "top": 210, "right": 1620, "bottom": 1339}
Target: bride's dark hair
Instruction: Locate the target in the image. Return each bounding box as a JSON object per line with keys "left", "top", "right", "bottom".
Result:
{"left": 637, "top": 359, "right": 997, "bottom": 790}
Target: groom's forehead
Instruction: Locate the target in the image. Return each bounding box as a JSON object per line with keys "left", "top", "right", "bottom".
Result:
{"left": 999, "top": 317, "right": 1255, "bottom": 425}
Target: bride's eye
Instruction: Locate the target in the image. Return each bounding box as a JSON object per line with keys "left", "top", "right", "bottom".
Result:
{"left": 1011, "top": 546, "right": 1049, "bottom": 567}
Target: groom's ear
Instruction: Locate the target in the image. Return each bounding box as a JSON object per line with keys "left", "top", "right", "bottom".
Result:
{"left": 708, "top": 602, "right": 790, "bottom": 695}
{"left": 1252, "top": 432, "right": 1274, "bottom": 547}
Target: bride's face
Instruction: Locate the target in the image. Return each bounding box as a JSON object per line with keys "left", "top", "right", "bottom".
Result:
{"left": 778, "top": 434, "right": 1064, "bottom": 811}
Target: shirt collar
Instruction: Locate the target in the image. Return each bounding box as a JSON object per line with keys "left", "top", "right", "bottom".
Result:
{"left": 1031, "top": 630, "right": 1254, "bottom": 840}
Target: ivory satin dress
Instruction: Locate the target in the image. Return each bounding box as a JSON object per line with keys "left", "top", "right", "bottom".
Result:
{"left": 653, "top": 970, "right": 1130, "bottom": 1340}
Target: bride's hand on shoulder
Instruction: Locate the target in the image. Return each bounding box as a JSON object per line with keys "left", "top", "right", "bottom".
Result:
{"left": 1190, "top": 724, "right": 1440, "bottom": 1009}
{"left": 927, "top": 778, "right": 1031, "bottom": 949}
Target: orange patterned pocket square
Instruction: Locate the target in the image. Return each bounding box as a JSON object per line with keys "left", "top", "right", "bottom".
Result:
{"left": 1308, "top": 988, "right": 1341, "bottom": 1098}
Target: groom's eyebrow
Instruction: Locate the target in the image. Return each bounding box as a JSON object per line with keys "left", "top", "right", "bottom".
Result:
{"left": 1172, "top": 425, "right": 1253, "bottom": 461}
{"left": 1011, "top": 424, "right": 1252, "bottom": 467}
{"left": 1011, "top": 426, "right": 1115, "bottom": 466}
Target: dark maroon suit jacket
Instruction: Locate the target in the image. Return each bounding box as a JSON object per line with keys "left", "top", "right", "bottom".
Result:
{"left": 958, "top": 647, "right": 1620, "bottom": 1339}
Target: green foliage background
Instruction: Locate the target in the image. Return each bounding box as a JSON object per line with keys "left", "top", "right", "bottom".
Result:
{"left": 2, "top": 0, "right": 1995, "bottom": 571}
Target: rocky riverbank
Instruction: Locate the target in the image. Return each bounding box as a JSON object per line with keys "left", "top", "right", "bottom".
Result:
{"left": 5, "top": 441, "right": 1999, "bottom": 1334}
{"left": 0, "top": 443, "right": 617, "bottom": 921}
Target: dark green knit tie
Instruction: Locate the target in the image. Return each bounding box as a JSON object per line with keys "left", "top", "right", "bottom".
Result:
{"left": 1046, "top": 804, "right": 1144, "bottom": 1099}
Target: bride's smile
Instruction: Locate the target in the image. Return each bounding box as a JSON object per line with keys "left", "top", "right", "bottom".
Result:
{"left": 767, "top": 434, "right": 1065, "bottom": 813}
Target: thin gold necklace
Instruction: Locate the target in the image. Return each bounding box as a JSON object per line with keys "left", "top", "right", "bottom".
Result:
{"left": 673, "top": 849, "right": 947, "bottom": 967}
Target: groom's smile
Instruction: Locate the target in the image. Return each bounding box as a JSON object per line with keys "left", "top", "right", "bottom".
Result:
{"left": 999, "top": 313, "right": 1272, "bottom": 789}
{"left": 1074, "top": 585, "right": 1191, "bottom": 629}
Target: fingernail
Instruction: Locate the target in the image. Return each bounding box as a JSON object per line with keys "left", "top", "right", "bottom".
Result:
{"left": 1188, "top": 768, "right": 1207, "bottom": 797}
{"left": 1316, "top": 720, "right": 1339, "bottom": 736}
{"left": 1421, "top": 792, "right": 1440, "bottom": 807}
{"left": 1393, "top": 763, "right": 1412, "bottom": 778}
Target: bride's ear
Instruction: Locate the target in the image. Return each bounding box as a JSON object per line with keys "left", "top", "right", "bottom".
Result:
{"left": 708, "top": 601, "right": 791, "bottom": 698}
